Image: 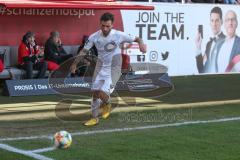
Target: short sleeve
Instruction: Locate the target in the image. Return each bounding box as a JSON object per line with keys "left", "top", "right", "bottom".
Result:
{"left": 83, "top": 34, "right": 94, "bottom": 51}
{"left": 118, "top": 31, "right": 135, "bottom": 43}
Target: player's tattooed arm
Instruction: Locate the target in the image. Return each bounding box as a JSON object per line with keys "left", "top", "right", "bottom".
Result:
{"left": 74, "top": 49, "right": 88, "bottom": 64}
{"left": 70, "top": 49, "right": 88, "bottom": 74}
{"left": 134, "top": 37, "right": 147, "bottom": 53}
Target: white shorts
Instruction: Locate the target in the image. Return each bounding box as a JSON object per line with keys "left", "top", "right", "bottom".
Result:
{"left": 92, "top": 54, "right": 122, "bottom": 95}
{"left": 91, "top": 79, "right": 114, "bottom": 95}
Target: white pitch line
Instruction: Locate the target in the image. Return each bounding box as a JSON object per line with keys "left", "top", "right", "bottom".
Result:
{"left": 0, "top": 143, "right": 54, "bottom": 160}
{"left": 1, "top": 116, "right": 240, "bottom": 142}
{"left": 72, "top": 116, "right": 240, "bottom": 136}
{"left": 31, "top": 147, "right": 56, "bottom": 153}
{"left": 0, "top": 135, "right": 51, "bottom": 142}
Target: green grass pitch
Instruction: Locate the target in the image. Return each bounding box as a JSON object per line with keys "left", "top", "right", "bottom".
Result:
{"left": 1, "top": 74, "right": 240, "bottom": 160}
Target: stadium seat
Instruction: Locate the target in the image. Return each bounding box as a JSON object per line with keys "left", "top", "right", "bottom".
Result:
{"left": 0, "top": 45, "right": 79, "bottom": 79}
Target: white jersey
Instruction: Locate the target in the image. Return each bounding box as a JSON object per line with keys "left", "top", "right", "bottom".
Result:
{"left": 84, "top": 29, "right": 135, "bottom": 80}
{"left": 84, "top": 29, "right": 135, "bottom": 94}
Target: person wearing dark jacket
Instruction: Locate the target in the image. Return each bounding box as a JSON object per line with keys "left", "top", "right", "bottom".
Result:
{"left": 0, "top": 49, "right": 5, "bottom": 73}
{"left": 18, "top": 31, "right": 47, "bottom": 79}
{"left": 44, "top": 31, "right": 73, "bottom": 71}
{"left": 195, "top": 7, "right": 225, "bottom": 73}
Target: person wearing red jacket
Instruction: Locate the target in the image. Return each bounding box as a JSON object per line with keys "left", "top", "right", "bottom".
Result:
{"left": 0, "top": 59, "right": 3, "bottom": 73}
{"left": 18, "top": 31, "right": 48, "bottom": 79}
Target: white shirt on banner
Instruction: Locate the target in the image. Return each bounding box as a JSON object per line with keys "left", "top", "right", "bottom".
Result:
{"left": 217, "top": 36, "right": 235, "bottom": 73}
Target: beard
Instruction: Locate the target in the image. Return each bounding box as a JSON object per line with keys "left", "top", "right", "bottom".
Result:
{"left": 102, "top": 30, "right": 111, "bottom": 37}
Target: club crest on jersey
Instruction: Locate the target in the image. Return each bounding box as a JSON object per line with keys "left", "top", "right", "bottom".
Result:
{"left": 104, "top": 41, "right": 117, "bottom": 52}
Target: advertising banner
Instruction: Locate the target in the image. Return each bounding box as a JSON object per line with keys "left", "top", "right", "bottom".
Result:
{"left": 0, "top": 3, "right": 240, "bottom": 76}
{"left": 4, "top": 73, "right": 172, "bottom": 97}
{"left": 121, "top": 3, "right": 240, "bottom": 75}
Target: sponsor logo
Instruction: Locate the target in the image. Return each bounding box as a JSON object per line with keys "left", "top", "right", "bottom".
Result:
{"left": 149, "top": 51, "right": 158, "bottom": 61}
{"left": 137, "top": 55, "right": 145, "bottom": 62}
{"left": 161, "top": 51, "right": 169, "bottom": 61}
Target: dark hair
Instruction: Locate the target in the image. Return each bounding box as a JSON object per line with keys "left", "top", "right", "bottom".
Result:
{"left": 22, "top": 31, "right": 37, "bottom": 54}
{"left": 100, "top": 12, "right": 114, "bottom": 22}
{"left": 50, "top": 30, "right": 60, "bottom": 38}
{"left": 22, "top": 31, "right": 35, "bottom": 43}
{"left": 210, "top": 7, "right": 222, "bottom": 20}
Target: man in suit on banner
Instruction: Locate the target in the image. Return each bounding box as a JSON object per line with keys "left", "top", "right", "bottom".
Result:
{"left": 195, "top": 7, "right": 225, "bottom": 73}
{"left": 217, "top": 10, "right": 240, "bottom": 73}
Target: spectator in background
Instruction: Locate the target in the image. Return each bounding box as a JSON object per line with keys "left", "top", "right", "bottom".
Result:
{"left": 0, "top": 58, "right": 4, "bottom": 72}
{"left": 44, "top": 31, "right": 73, "bottom": 71}
{"left": 0, "top": 49, "right": 5, "bottom": 73}
{"left": 18, "top": 31, "right": 48, "bottom": 79}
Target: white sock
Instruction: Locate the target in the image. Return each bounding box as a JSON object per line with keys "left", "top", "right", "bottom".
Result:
{"left": 91, "top": 98, "right": 102, "bottom": 118}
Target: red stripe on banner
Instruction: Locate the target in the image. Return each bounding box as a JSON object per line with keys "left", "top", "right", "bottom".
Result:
{"left": 0, "top": 10, "right": 123, "bottom": 45}
{"left": 225, "top": 54, "right": 240, "bottom": 72}
{"left": 2, "top": 0, "right": 154, "bottom": 10}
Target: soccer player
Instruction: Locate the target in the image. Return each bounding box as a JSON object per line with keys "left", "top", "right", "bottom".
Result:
{"left": 70, "top": 12, "right": 146, "bottom": 126}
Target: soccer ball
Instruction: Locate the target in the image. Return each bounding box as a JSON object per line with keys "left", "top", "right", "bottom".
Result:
{"left": 53, "top": 131, "right": 72, "bottom": 149}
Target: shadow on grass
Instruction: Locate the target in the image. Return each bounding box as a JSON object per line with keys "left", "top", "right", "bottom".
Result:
{"left": 157, "top": 74, "right": 240, "bottom": 104}
{"left": 0, "top": 74, "right": 240, "bottom": 119}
